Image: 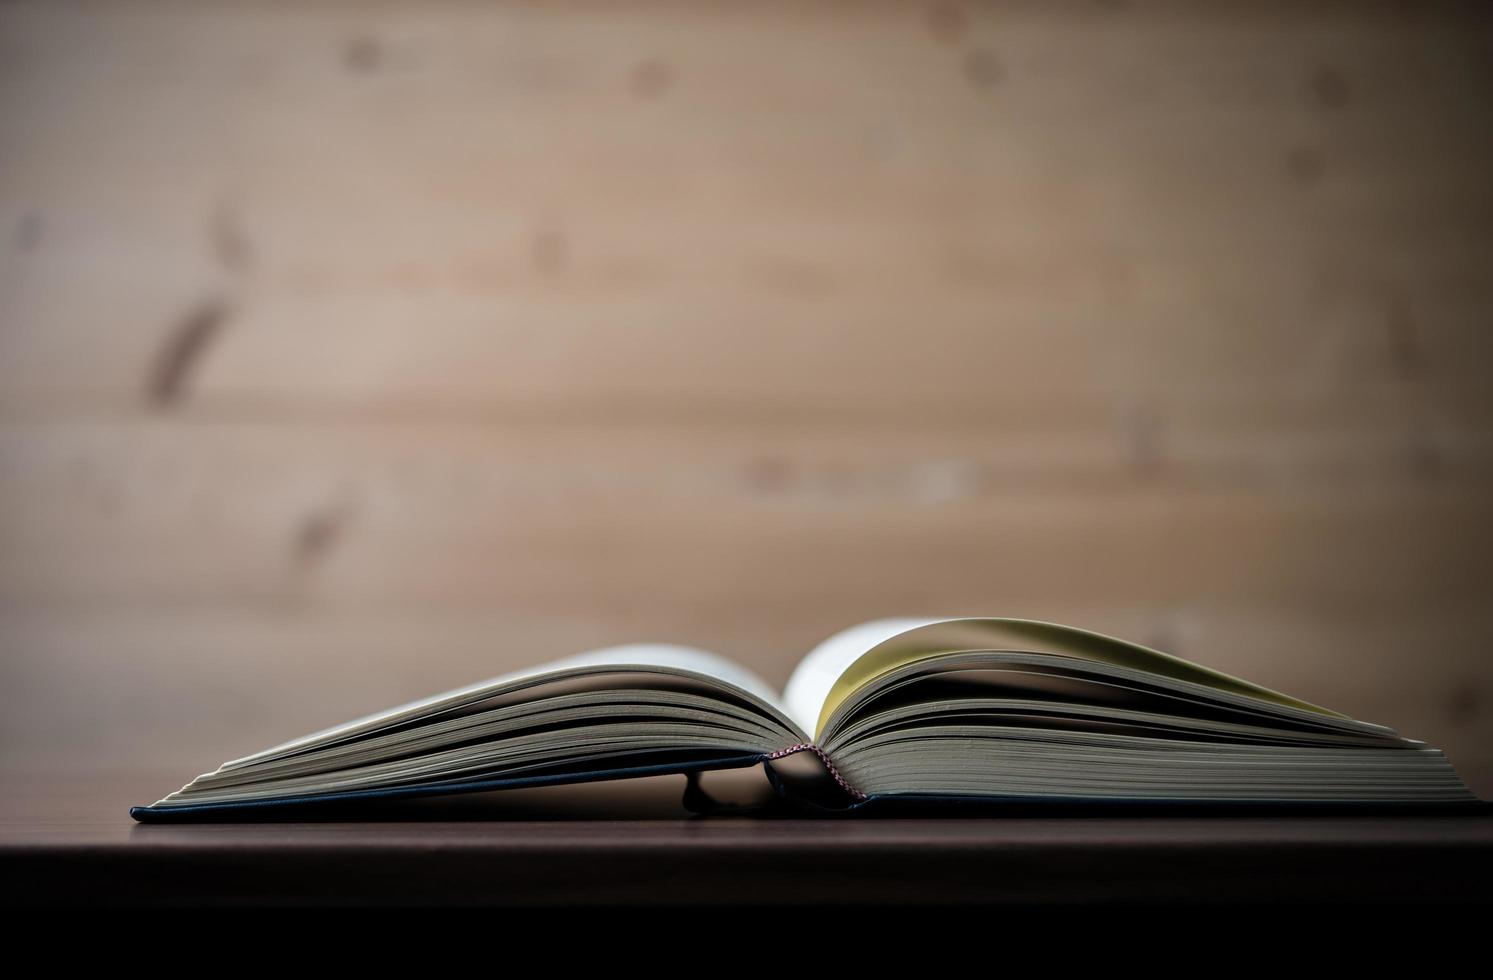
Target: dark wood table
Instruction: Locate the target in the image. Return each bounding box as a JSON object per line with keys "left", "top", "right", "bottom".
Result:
{"left": 5, "top": 770, "right": 1491, "bottom": 908}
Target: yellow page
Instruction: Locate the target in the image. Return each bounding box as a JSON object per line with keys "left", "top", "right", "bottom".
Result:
{"left": 787, "top": 618, "right": 1347, "bottom": 742}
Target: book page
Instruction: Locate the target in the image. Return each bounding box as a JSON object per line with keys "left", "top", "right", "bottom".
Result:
{"left": 231, "top": 643, "right": 791, "bottom": 769}
{"left": 556, "top": 644, "right": 787, "bottom": 712}
{"left": 784, "top": 619, "right": 942, "bottom": 738}
{"left": 787, "top": 618, "right": 1347, "bottom": 741}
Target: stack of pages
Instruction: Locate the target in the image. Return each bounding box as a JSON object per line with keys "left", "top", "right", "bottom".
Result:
{"left": 131, "top": 617, "right": 1479, "bottom": 819}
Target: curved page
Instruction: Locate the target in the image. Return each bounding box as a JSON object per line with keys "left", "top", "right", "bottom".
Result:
{"left": 226, "top": 643, "right": 795, "bottom": 771}
{"left": 787, "top": 618, "right": 1348, "bottom": 742}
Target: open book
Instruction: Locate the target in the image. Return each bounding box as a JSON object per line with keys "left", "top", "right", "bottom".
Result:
{"left": 130, "top": 617, "right": 1480, "bottom": 820}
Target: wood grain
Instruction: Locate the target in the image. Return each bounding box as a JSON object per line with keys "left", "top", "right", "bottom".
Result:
{"left": 1, "top": 2, "right": 1490, "bottom": 798}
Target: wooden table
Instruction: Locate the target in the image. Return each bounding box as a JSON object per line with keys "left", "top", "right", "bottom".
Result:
{"left": 5, "top": 771, "right": 1490, "bottom": 908}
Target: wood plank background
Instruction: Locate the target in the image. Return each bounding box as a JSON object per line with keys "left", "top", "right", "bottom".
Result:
{"left": 2, "top": 0, "right": 1491, "bottom": 797}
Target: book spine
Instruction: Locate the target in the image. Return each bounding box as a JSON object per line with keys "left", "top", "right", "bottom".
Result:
{"left": 761, "top": 743, "right": 867, "bottom": 812}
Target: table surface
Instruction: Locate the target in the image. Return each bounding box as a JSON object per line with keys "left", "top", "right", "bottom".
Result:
{"left": 6, "top": 769, "right": 1492, "bottom": 907}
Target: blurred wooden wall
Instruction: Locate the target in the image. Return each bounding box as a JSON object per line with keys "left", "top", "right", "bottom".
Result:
{"left": 2, "top": 0, "right": 1491, "bottom": 795}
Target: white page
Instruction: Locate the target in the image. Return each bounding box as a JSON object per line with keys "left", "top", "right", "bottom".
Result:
{"left": 557, "top": 644, "right": 786, "bottom": 712}
{"left": 228, "top": 643, "right": 789, "bottom": 770}
{"left": 783, "top": 618, "right": 940, "bottom": 738}
{"left": 786, "top": 616, "right": 1372, "bottom": 744}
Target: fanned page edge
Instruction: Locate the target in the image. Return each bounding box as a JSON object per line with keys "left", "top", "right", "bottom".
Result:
{"left": 131, "top": 750, "right": 776, "bottom": 822}
{"left": 789, "top": 617, "right": 1357, "bottom": 743}
{"left": 136, "top": 643, "right": 813, "bottom": 815}
{"left": 222, "top": 643, "right": 801, "bottom": 771}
